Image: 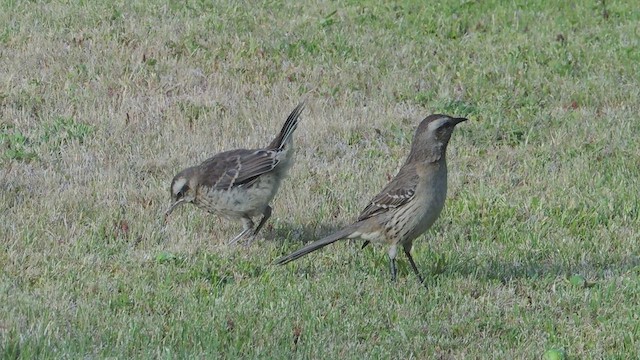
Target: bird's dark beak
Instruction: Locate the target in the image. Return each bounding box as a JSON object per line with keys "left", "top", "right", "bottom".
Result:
{"left": 164, "top": 199, "right": 186, "bottom": 223}
{"left": 453, "top": 117, "right": 468, "bottom": 125}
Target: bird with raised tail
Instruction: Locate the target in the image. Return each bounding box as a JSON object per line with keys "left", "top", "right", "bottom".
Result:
{"left": 166, "top": 102, "right": 305, "bottom": 245}
{"left": 275, "top": 114, "right": 467, "bottom": 285}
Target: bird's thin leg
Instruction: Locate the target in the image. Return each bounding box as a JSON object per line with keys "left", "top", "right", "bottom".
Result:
{"left": 228, "top": 218, "right": 254, "bottom": 245}
{"left": 252, "top": 205, "right": 272, "bottom": 237}
{"left": 404, "top": 244, "right": 425, "bottom": 286}
{"left": 389, "top": 257, "right": 397, "bottom": 282}
{"left": 388, "top": 245, "right": 398, "bottom": 282}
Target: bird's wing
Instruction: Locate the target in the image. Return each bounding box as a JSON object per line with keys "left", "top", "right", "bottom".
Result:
{"left": 198, "top": 148, "right": 280, "bottom": 190}
{"left": 357, "top": 164, "right": 419, "bottom": 221}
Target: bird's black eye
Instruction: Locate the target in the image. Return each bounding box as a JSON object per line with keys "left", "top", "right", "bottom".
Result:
{"left": 176, "top": 185, "right": 189, "bottom": 199}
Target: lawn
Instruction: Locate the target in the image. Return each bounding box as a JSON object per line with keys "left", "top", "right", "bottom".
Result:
{"left": 1, "top": 0, "right": 639, "bottom": 358}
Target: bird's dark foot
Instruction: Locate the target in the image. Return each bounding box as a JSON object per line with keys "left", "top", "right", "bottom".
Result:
{"left": 227, "top": 228, "right": 252, "bottom": 245}
{"left": 241, "top": 234, "right": 258, "bottom": 247}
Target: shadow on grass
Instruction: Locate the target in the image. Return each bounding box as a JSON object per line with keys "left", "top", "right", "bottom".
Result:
{"left": 262, "top": 221, "right": 351, "bottom": 245}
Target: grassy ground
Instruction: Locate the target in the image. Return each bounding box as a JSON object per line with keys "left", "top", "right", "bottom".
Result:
{"left": 1, "top": 0, "right": 639, "bottom": 358}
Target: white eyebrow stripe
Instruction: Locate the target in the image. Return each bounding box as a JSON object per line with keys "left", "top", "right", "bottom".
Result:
{"left": 172, "top": 177, "right": 188, "bottom": 194}
{"left": 427, "top": 117, "right": 449, "bottom": 132}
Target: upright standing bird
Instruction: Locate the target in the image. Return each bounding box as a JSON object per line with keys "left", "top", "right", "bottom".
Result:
{"left": 276, "top": 114, "right": 467, "bottom": 284}
{"left": 165, "top": 102, "right": 305, "bottom": 245}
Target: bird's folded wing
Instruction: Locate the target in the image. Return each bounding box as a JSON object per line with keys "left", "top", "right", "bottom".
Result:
{"left": 199, "top": 149, "right": 280, "bottom": 190}
{"left": 357, "top": 164, "right": 419, "bottom": 221}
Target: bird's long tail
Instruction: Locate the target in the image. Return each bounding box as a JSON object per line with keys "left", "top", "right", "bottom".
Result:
{"left": 275, "top": 224, "right": 359, "bottom": 265}
{"left": 269, "top": 102, "right": 305, "bottom": 150}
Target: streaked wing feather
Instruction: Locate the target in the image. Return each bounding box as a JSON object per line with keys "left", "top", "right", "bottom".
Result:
{"left": 199, "top": 149, "right": 280, "bottom": 190}
{"left": 357, "top": 165, "right": 419, "bottom": 221}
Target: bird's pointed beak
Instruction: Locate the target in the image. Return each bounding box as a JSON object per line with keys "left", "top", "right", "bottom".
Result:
{"left": 164, "top": 198, "right": 186, "bottom": 223}
{"left": 453, "top": 117, "right": 468, "bottom": 125}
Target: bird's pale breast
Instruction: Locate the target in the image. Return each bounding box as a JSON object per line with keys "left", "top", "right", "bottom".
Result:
{"left": 195, "top": 173, "right": 282, "bottom": 218}
{"left": 393, "top": 160, "right": 448, "bottom": 245}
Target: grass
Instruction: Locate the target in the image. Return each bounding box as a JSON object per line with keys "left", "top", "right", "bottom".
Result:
{"left": 1, "top": 0, "right": 639, "bottom": 358}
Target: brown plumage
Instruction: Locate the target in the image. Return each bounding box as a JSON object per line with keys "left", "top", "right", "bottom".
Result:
{"left": 165, "top": 102, "right": 305, "bottom": 245}
{"left": 276, "top": 114, "right": 467, "bottom": 285}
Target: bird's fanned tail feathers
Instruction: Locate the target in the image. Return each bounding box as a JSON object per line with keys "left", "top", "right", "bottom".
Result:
{"left": 275, "top": 224, "right": 358, "bottom": 265}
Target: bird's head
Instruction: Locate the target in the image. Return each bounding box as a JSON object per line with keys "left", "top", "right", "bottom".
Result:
{"left": 408, "top": 114, "right": 467, "bottom": 163}
{"left": 165, "top": 167, "right": 199, "bottom": 220}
